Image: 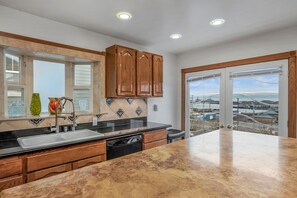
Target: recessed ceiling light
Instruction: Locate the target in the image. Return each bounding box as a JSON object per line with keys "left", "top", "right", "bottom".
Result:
{"left": 170, "top": 33, "right": 182, "bottom": 39}
{"left": 116, "top": 12, "right": 132, "bottom": 20}
{"left": 210, "top": 19, "right": 225, "bottom": 26}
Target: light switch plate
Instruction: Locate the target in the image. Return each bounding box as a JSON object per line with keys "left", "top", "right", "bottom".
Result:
{"left": 153, "top": 104, "right": 158, "bottom": 111}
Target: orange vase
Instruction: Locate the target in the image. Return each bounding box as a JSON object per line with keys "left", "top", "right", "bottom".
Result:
{"left": 48, "top": 98, "right": 63, "bottom": 114}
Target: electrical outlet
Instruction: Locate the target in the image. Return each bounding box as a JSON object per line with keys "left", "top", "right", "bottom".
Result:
{"left": 92, "top": 117, "right": 98, "bottom": 126}
{"left": 153, "top": 104, "right": 158, "bottom": 111}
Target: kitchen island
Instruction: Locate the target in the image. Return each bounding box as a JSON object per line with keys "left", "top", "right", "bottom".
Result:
{"left": 2, "top": 130, "right": 297, "bottom": 198}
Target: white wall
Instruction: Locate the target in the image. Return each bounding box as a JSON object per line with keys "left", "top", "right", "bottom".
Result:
{"left": 0, "top": 5, "right": 179, "bottom": 128}
{"left": 176, "top": 26, "right": 297, "bottom": 129}
{"left": 146, "top": 50, "right": 178, "bottom": 128}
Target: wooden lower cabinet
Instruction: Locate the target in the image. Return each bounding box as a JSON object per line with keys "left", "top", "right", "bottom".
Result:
{"left": 27, "top": 141, "right": 106, "bottom": 172}
{"left": 0, "top": 156, "right": 23, "bottom": 180}
{"left": 0, "top": 140, "right": 107, "bottom": 192}
{"left": 0, "top": 175, "right": 23, "bottom": 191}
{"left": 143, "top": 129, "right": 168, "bottom": 150}
{"left": 27, "top": 164, "right": 72, "bottom": 182}
{"left": 26, "top": 141, "right": 106, "bottom": 182}
{"left": 143, "top": 139, "right": 167, "bottom": 150}
{"left": 0, "top": 156, "right": 24, "bottom": 191}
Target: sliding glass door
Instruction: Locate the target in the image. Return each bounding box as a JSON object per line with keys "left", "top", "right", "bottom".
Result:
{"left": 186, "top": 60, "right": 288, "bottom": 137}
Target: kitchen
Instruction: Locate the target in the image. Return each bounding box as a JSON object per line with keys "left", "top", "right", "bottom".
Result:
{"left": 1, "top": 1, "right": 297, "bottom": 197}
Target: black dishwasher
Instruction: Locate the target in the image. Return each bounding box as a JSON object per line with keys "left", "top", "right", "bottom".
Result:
{"left": 106, "top": 135, "right": 142, "bottom": 160}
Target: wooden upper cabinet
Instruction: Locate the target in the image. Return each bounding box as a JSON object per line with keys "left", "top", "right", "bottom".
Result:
{"left": 137, "top": 51, "right": 152, "bottom": 96}
{"left": 106, "top": 45, "right": 136, "bottom": 97}
{"left": 105, "top": 45, "right": 163, "bottom": 98}
{"left": 152, "top": 55, "right": 163, "bottom": 97}
{"left": 117, "top": 46, "right": 136, "bottom": 96}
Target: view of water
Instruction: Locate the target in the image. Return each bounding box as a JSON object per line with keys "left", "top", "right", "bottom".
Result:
{"left": 190, "top": 93, "right": 278, "bottom": 102}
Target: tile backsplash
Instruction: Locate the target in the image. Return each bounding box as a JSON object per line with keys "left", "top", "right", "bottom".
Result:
{"left": 0, "top": 98, "right": 147, "bottom": 132}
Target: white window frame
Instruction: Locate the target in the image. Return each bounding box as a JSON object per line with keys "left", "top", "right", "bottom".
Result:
{"left": 3, "top": 52, "right": 27, "bottom": 117}
{"left": 72, "top": 63, "right": 94, "bottom": 113}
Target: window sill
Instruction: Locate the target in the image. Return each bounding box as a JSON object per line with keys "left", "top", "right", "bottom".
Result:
{"left": 0, "top": 112, "right": 108, "bottom": 122}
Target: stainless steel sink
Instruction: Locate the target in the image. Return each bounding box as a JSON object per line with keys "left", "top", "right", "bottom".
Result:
{"left": 17, "top": 129, "right": 104, "bottom": 149}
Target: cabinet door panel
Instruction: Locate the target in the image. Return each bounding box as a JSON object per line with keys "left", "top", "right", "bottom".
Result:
{"left": 72, "top": 155, "right": 105, "bottom": 169}
{"left": 27, "top": 164, "right": 72, "bottom": 182}
{"left": 27, "top": 141, "right": 106, "bottom": 172}
{"left": 143, "top": 139, "right": 167, "bottom": 150}
{"left": 117, "top": 46, "right": 136, "bottom": 96}
{"left": 137, "top": 52, "right": 152, "bottom": 96}
{"left": 153, "top": 55, "right": 163, "bottom": 96}
{"left": 0, "top": 157, "right": 22, "bottom": 179}
{"left": 0, "top": 175, "right": 23, "bottom": 191}
{"left": 143, "top": 129, "right": 168, "bottom": 143}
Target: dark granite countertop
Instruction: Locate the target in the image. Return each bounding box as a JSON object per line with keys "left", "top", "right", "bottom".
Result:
{"left": 0, "top": 121, "right": 171, "bottom": 158}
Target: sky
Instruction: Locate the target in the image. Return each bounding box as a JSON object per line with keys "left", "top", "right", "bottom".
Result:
{"left": 189, "top": 74, "right": 279, "bottom": 101}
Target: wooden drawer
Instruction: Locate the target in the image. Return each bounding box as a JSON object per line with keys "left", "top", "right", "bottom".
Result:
{"left": 73, "top": 155, "right": 105, "bottom": 169}
{"left": 27, "top": 164, "right": 72, "bottom": 182}
{"left": 143, "top": 139, "right": 167, "bottom": 150}
{"left": 0, "top": 157, "right": 23, "bottom": 179}
{"left": 0, "top": 175, "right": 23, "bottom": 191}
{"left": 143, "top": 129, "right": 167, "bottom": 143}
{"left": 27, "top": 141, "right": 106, "bottom": 172}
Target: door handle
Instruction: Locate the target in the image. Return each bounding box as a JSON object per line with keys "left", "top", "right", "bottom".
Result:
{"left": 227, "top": 125, "right": 233, "bottom": 129}
{"left": 219, "top": 125, "right": 224, "bottom": 129}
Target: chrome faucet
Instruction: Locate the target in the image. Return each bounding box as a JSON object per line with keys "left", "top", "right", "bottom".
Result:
{"left": 50, "top": 99, "right": 66, "bottom": 133}
{"left": 50, "top": 97, "right": 77, "bottom": 133}
{"left": 61, "top": 97, "right": 77, "bottom": 131}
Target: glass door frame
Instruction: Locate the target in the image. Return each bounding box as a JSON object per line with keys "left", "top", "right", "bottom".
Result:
{"left": 185, "top": 60, "right": 288, "bottom": 137}
{"left": 185, "top": 68, "right": 226, "bottom": 137}
{"left": 225, "top": 60, "right": 288, "bottom": 137}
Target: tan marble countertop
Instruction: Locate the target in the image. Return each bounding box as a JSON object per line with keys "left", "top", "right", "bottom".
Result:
{"left": 2, "top": 130, "right": 297, "bottom": 198}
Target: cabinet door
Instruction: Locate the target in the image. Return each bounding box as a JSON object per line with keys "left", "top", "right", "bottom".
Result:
{"left": 137, "top": 51, "right": 152, "bottom": 96}
{"left": 27, "top": 141, "right": 106, "bottom": 172}
{"left": 143, "top": 129, "right": 167, "bottom": 143}
{"left": 0, "top": 157, "right": 23, "bottom": 179}
{"left": 143, "top": 139, "right": 167, "bottom": 150}
{"left": 27, "top": 164, "right": 72, "bottom": 182}
{"left": 152, "top": 55, "right": 163, "bottom": 97}
{"left": 116, "top": 46, "right": 136, "bottom": 96}
{"left": 0, "top": 175, "right": 23, "bottom": 191}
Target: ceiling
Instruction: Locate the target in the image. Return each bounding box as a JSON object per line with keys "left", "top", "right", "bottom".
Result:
{"left": 1, "top": 0, "right": 297, "bottom": 54}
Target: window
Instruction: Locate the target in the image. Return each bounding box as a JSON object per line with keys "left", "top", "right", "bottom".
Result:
{"left": 2, "top": 51, "right": 96, "bottom": 117}
{"left": 5, "top": 53, "right": 26, "bottom": 117}
{"left": 5, "top": 54, "right": 20, "bottom": 83}
{"left": 73, "top": 64, "right": 92, "bottom": 112}
{"left": 33, "top": 60, "right": 66, "bottom": 112}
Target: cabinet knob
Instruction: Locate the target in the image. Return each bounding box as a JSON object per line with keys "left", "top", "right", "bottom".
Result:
{"left": 219, "top": 125, "right": 224, "bottom": 129}
{"left": 227, "top": 125, "right": 233, "bottom": 129}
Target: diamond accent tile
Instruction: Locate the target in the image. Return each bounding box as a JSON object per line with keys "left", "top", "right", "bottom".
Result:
{"left": 106, "top": 98, "right": 113, "bottom": 106}
{"left": 116, "top": 108, "right": 124, "bottom": 117}
{"left": 68, "top": 116, "right": 78, "bottom": 122}
{"left": 28, "top": 119, "right": 45, "bottom": 127}
{"left": 96, "top": 114, "right": 103, "bottom": 120}
{"left": 127, "top": 98, "right": 134, "bottom": 104}
{"left": 136, "top": 106, "right": 142, "bottom": 116}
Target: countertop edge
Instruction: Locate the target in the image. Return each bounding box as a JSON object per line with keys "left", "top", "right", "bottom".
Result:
{"left": 0, "top": 122, "right": 172, "bottom": 158}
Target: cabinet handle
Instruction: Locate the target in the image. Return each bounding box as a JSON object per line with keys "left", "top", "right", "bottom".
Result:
{"left": 219, "top": 125, "right": 224, "bottom": 129}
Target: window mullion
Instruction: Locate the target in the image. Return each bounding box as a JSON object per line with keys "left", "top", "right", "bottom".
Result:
{"left": 0, "top": 48, "right": 5, "bottom": 117}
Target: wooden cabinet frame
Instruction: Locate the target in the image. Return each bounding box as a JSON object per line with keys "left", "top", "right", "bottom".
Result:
{"left": 181, "top": 51, "right": 297, "bottom": 138}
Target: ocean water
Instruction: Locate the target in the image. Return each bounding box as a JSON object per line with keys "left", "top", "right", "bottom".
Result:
{"left": 190, "top": 93, "right": 278, "bottom": 102}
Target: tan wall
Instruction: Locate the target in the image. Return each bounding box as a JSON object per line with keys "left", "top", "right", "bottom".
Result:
{"left": 0, "top": 35, "right": 147, "bottom": 132}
